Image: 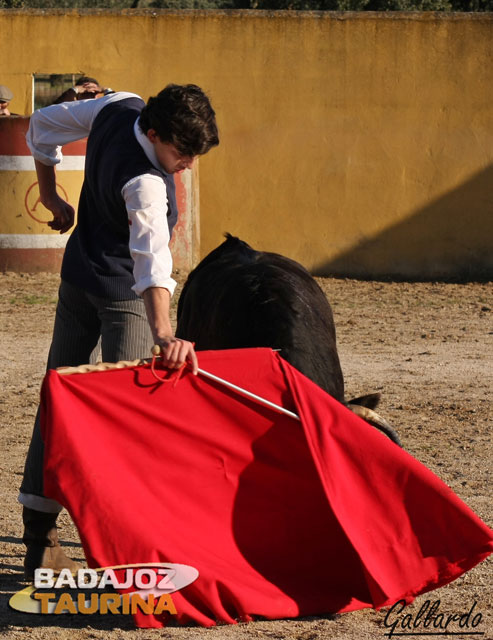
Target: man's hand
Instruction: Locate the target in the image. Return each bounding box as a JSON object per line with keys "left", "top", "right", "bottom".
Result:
{"left": 75, "top": 82, "right": 102, "bottom": 100}
{"left": 45, "top": 194, "right": 75, "bottom": 233}
{"left": 34, "top": 160, "right": 75, "bottom": 233}
{"left": 143, "top": 287, "right": 198, "bottom": 375}
{"left": 154, "top": 337, "right": 198, "bottom": 375}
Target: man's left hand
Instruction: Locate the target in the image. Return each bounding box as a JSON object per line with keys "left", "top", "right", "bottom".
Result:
{"left": 155, "top": 337, "right": 198, "bottom": 375}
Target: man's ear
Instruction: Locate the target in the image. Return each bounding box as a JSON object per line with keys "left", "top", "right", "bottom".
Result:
{"left": 146, "top": 128, "right": 158, "bottom": 144}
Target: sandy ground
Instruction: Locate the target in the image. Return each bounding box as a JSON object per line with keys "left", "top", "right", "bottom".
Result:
{"left": 0, "top": 271, "right": 491, "bottom": 639}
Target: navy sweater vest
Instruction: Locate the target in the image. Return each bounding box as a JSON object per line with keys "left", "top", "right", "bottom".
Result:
{"left": 61, "top": 97, "right": 178, "bottom": 300}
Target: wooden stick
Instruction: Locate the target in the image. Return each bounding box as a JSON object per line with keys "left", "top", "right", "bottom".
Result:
{"left": 195, "top": 366, "right": 300, "bottom": 421}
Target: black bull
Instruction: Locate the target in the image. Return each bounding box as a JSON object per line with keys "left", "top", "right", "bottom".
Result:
{"left": 176, "top": 234, "right": 401, "bottom": 446}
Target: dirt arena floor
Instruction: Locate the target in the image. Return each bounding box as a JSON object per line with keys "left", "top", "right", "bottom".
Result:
{"left": 0, "top": 271, "right": 491, "bottom": 640}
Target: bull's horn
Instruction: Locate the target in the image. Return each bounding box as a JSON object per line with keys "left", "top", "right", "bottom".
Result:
{"left": 347, "top": 404, "right": 402, "bottom": 447}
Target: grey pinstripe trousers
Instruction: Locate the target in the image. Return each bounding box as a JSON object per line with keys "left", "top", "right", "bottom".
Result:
{"left": 19, "top": 280, "right": 154, "bottom": 512}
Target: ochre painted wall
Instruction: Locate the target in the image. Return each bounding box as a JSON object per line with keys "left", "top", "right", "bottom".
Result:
{"left": 1, "top": 10, "right": 492, "bottom": 278}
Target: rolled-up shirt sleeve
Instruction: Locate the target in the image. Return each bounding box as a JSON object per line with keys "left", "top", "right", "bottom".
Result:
{"left": 123, "top": 174, "right": 177, "bottom": 297}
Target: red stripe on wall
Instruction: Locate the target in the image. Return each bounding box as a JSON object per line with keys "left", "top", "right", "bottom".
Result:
{"left": 0, "top": 117, "right": 86, "bottom": 156}
{"left": 0, "top": 248, "right": 64, "bottom": 272}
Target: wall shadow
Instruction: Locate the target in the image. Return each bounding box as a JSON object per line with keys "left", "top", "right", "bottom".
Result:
{"left": 314, "top": 165, "right": 493, "bottom": 281}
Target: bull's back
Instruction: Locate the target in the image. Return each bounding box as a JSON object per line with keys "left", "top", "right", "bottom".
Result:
{"left": 176, "top": 235, "right": 345, "bottom": 402}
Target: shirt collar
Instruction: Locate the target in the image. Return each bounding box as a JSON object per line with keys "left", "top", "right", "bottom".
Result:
{"left": 133, "top": 118, "right": 169, "bottom": 176}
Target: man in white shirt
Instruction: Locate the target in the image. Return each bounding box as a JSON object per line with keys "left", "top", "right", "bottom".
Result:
{"left": 19, "top": 84, "right": 219, "bottom": 578}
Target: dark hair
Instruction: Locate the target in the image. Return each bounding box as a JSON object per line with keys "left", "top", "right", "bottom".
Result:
{"left": 139, "top": 84, "right": 219, "bottom": 157}
{"left": 75, "top": 76, "right": 99, "bottom": 87}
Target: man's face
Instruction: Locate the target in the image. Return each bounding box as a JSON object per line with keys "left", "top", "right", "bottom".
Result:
{"left": 0, "top": 100, "right": 11, "bottom": 116}
{"left": 146, "top": 129, "right": 196, "bottom": 174}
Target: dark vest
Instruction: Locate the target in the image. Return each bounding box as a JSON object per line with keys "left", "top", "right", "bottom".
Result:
{"left": 61, "top": 97, "right": 178, "bottom": 300}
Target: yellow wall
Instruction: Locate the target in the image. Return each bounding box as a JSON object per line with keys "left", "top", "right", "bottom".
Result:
{"left": 2, "top": 10, "right": 492, "bottom": 278}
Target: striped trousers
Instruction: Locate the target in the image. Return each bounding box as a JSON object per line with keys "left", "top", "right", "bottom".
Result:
{"left": 19, "top": 280, "right": 154, "bottom": 513}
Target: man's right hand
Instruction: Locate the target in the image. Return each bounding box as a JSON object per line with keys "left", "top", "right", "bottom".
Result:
{"left": 34, "top": 160, "right": 75, "bottom": 234}
{"left": 45, "top": 194, "right": 75, "bottom": 233}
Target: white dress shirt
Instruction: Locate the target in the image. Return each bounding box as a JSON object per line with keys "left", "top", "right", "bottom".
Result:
{"left": 26, "top": 92, "right": 177, "bottom": 296}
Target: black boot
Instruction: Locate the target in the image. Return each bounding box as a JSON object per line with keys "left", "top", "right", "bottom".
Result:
{"left": 22, "top": 507, "right": 82, "bottom": 580}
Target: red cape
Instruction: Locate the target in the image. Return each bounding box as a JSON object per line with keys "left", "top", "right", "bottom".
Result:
{"left": 41, "top": 348, "right": 493, "bottom": 627}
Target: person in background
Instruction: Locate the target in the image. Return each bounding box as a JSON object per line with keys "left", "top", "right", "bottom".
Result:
{"left": 0, "top": 85, "right": 15, "bottom": 116}
{"left": 52, "top": 76, "right": 112, "bottom": 104}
